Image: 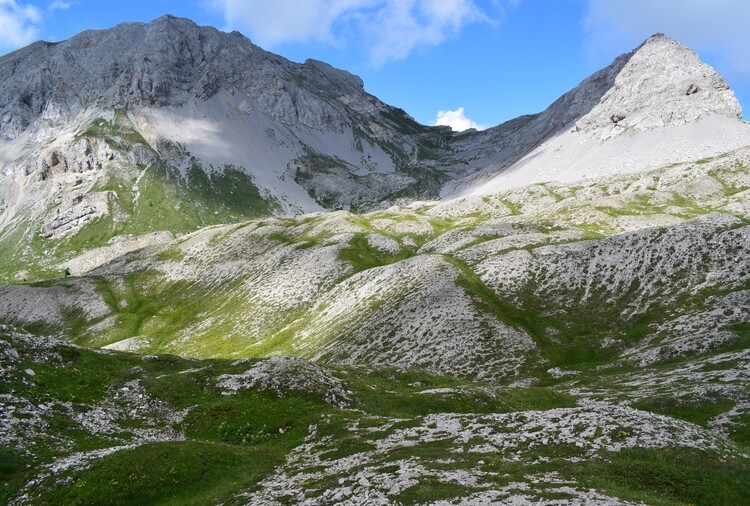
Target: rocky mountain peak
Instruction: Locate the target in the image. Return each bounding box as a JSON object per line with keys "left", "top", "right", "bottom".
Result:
{"left": 575, "top": 32, "right": 743, "bottom": 138}
{"left": 0, "top": 15, "right": 380, "bottom": 140}
{"left": 444, "top": 32, "right": 749, "bottom": 197}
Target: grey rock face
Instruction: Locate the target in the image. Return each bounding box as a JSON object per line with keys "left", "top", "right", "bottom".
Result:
{"left": 2, "top": 18, "right": 742, "bottom": 174}
{"left": 0, "top": 15, "right": 373, "bottom": 138}
{"left": 40, "top": 190, "right": 112, "bottom": 240}
{"left": 576, "top": 34, "right": 742, "bottom": 138}
{"left": 34, "top": 138, "right": 114, "bottom": 181}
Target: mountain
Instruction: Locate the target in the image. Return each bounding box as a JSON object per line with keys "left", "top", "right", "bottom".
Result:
{"left": 0, "top": 15, "right": 453, "bottom": 282}
{"left": 445, "top": 33, "right": 748, "bottom": 196}
{"left": 1, "top": 15, "right": 750, "bottom": 505}
{"left": 1, "top": 18, "right": 748, "bottom": 284}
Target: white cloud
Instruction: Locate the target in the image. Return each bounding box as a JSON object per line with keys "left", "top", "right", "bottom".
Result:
{"left": 210, "top": 0, "right": 487, "bottom": 65}
{"left": 209, "top": 0, "right": 366, "bottom": 46}
{"left": 0, "top": 0, "right": 41, "bottom": 50}
{"left": 49, "top": 0, "right": 74, "bottom": 10}
{"left": 434, "top": 107, "right": 485, "bottom": 131}
{"left": 583, "top": 0, "right": 750, "bottom": 76}
{"left": 365, "top": 0, "right": 486, "bottom": 66}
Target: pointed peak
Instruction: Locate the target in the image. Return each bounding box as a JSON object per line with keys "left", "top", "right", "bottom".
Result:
{"left": 573, "top": 32, "right": 742, "bottom": 137}
{"left": 633, "top": 33, "right": 690, "bottom": 54}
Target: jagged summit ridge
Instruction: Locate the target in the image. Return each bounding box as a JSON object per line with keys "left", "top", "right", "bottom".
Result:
{"left": 2, "top": 18, "right": 741, "bottom": 145}
{"left": 0, "top": 15, "right": 375, "bottom": 139}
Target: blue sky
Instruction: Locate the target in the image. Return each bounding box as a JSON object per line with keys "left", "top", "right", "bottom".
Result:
{"left": 1, "top": 0, "right": 748, "bottom": 130}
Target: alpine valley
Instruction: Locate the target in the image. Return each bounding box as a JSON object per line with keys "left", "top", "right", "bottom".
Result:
{"left": 1, "top": 15, "right": 749, "bottom": 505}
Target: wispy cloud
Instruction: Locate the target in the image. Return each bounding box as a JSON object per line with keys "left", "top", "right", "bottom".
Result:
{"left": 434, "top": 107, "right": 485, "bottom": 131}
{"left": 209, "top": 0, "right": 363, "bottom": 46}
{"left": 583, "top": 0, "right": 750, "bottom": 77}
{"left": 364, "top": 0, "right": 488, "bottom": 66}
{"left": 49, "top": 0, "right": 74, "bottom": 10}
{"left": 0, "top": 0, "right": 41, "bottom": 50}
{"left": 210, "top": 0, "right": 488, "bottom": 65}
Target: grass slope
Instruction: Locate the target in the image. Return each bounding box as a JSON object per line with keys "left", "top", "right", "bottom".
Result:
{"left": 3, "top": 326, "right": 747, "bottom": 505}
